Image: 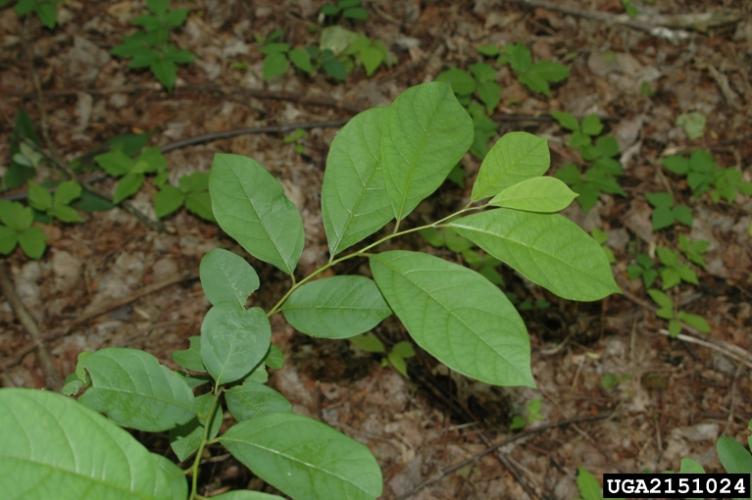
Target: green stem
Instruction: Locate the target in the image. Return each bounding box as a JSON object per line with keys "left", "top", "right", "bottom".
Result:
{"left": 267, "top": 204, "right": 484, "bottom": 317}
{"left": 189, "top": 384, "right": 221, "bottom": 500}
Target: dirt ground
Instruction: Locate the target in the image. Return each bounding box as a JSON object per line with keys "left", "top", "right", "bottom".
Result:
{"left": 1, "top": 1, "right": 751, "bottom": 499}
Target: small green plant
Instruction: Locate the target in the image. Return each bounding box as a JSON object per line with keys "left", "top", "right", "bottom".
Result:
{"left": 510, "top": 397, "right": 543, "bottom": 430}
{"left": 552, "top": 112, "right": 624, "bottom": 211}
{"left": 627, "top": 253, "right": 658, "bottom": 288}
{"left": 648, "top": 288, "right": 710, "bottom": 336}
{"left": 600, "top": 372, "right": 629, "bottom": 391}
{"left": 94, "top": 145, "right": 168, "bottom": 204}
{"left": 0, "top": 83, "right": 619, "bottom": 499}
{"left": 320, "top": 0, "right": 368, "bottom": 22}
{"left": 3, "top": 110, "right": 41, "bottom": 190}
{"left": 576, "top": 466, "right": 609, "bottom": 500}
{"left": 677, "top": 235, "right": 709, "bottom": 268}
{"left": 646, "top": 192, "right": 692, "bottom": 230}
{"left": 350, "top": 333, "right": 416, "bottom": 377}
{"left": 154, "top": 172, "right": 214, "bottom": 222}
{"left": 2, "top": 0, "right": 59, "bottom": 28}
{"left": 420, "top": 227, "right": 504, "bottom": 285}
{"left": 283, "top": 128, "right": 307, "bottom": 155}
{"left": 111, "top": 0, "right": 194, "bottom": 89}
{"left": 655, "top": 246, "right": 698, "bottom": 289}
{"left": 661, "top": 149, "right": 752, "bottom": 202}
{"left": 622, "top": 0, "right": 639, "bottom": 17}
{"left": 497, "top": 43, "right": 569, "bottom": 96}
{"left": 0, "top": 200, "right": 47, "bottom": 258}
{"left": 27, "top": 180, "right": 84, "bottom": 223}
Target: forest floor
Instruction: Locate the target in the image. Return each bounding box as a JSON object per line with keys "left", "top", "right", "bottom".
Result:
{"left": 1, "top": 1, "right": 751, "bottom": 498}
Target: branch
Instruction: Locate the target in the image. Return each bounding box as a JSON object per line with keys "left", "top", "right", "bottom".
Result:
{"left": 0, "top": 260, "right": 61, "bottom": 388}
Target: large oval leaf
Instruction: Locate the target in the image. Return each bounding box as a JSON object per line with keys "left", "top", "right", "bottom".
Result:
{"left": 220, "top": 412, "right": 382, "bottom": 499}
{"left": 449, "top": 209, "right": 619, "bottom": 301}
{"left": 78, "top": 348, "right": 195, "bottom": 432}
{"left": 0, "top": 388, "right": 185, "bottom": 499}
{"left": 200, "top": 248, "right": 260, "bottom": 307}
{"left": 321, "top": 107, "right": 393, "bottom": 256}
{"left": 471, "top": 132, "right": 550, "bottom": 201}
{"left": 210, "top": 492, "right": 284, "bottom": 499}
{"left": 381, "top": 82, "right": 473, "bottom": 221}
{"left": 370, "top": 250, "right": 534, "bottom": 387}
{"left": 201, "top": 305, "right": 271, "bottom": 384}
{"left": 209, "top": 154, "right": 304, "bottom": 275}
{"left": 717, "top": 436, "right": 752, "bottom": 474}
{"left": 281, "top": 275, "right": 391, "bottom": 339}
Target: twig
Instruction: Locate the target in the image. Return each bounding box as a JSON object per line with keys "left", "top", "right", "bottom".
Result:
{"left": 511, "top": 0, "right": 692, "bottom": 42}
{"left": 398, "top": 412, "right": 615, "bottom": 499}
{"left": 0, "top": 260, "right": 61, "bottom": 388}
{"left": 159, "top": 119, "right": 348, "bottom": 153}
{"left": 1, "top": 272, "right": 197, "bottom": 373}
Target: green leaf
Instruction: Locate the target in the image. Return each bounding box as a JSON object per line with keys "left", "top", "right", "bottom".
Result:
{"left": 576, "top": 467, "right": 603, "bottom": 500}
{"left": 54, "top": 180, "right": 82, "bottom": 205}
{"left": 49, "top": 205, "right": 84, "bottom": 223}
{"left": 370, "top": 250, "right": 534, "bottom": 387}
{"left": 661, "top": 155, "right": 689, "bottom": 174}
{"left": 678, "top": 312, "right": 710, "bottom": 333}
{"left": 647, "top": 289, "right": 672, "bottom": 310}
{"left": 529, "top": 60, "right": 569, "bottom": 83}
{"left": 476, "top": 80, "right": 501, "bottom": 112}
{"left": 436, "top": 68, "right": 476, "bottom": 96}
{"left": 221, "top": 412, "right": 383, "bottom": 499}
{"left": 717, "top": 436, "right": 752, "bottom": 474}
{"left": 184, "top": 191, "right": 214, "bottom": 221}
{"left": 381, "top": 82, "right": 473, "bottom": 221}
{"left": 358, "top": 45, "right": 383, "bottom": 76}
{"left": 150, "top": 58, "right": 178, "bottom": 89}
{"left": 281, "top": 275, "right": 391, "bottom": 339}
{"left": 504, "top": 43, "right": 532, "bottom": 74}
{"left": 289, "top": 48, "right": 314, "bottom": 75}
{"left": 262, "top": 52, "right": 289, "bottom": 80}
{"left": 0, "top": 200, "right": 33, "bottom": 230}
{"left": 551, "top": 111, "right": 579, "bottom": 132}
{"left": 172, "top": 335, "right": 205, "bottom": 372}
{"left": 200, "top": 304, "right": 271, "bottom": 385}
{"left": 471, "top": 132, "right": 550, "bottom": 201}
{"left": 581, "top": 115, "right": 604, "bottom": 136}
{"left": 449, "top": 209, "right": 619, "bottom": 301}
{"left": 350, "top": 333, "right": 385, "bottom": 353}
{"left": 18, "top": 226, "right": 46, "bottom": 259}
{"left": 78, "top": 348, "right": 195, "bottom": 432}
{"left": 154, "top": 185, "right": 185, "bottom": 218}
{"left": 225, "top": 380, "right": 291, "bottom": 421}
{"left": 490, "top": 176, "right": 577, "bottom": 213}
{"left": 27, "top": 181, "right": 53, "bottom": 211}
{"left": 321, "top": 107, "right": 393, "bottom": 256}
{"left": 200, "top": 248, "right": 260, "bottom": 308}
{"left": 210, "top": 492, "right": 285, "bottom": 499}
{"left": 0, "top": 388, "right": 184, "bottom": 499}
{"left": 209, "top": 154, "right": 305, "bottom": 275}
{"left": 680, "top": 457, "right": 705, "bottom": 473}
{"left": 0, "top": 226, "right": 18, "bottom": 255}
{"left": 113, "top": 173, "right": 144, "bottom": 203}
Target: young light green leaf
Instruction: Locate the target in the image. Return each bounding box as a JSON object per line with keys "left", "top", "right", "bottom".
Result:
{"left": 185, "top": 191, "right": 214, "bottom": 221}
{"left": 677, "top": 312, "right": 710, "bottom": 333}
{"left": 262, "top": 52, "right": 289, "bottom": 80}
{"left": 471, "top": 132, "right": 550, "bottom": 201}
{"left": 200, "top": 304, "right": 271, "bottom": 385}
{"left": 0, "top": 388, "right": 184, "bottom": 499}
{"left": 436, "top": 67, "right": 476, "bottom": 96}
{"left": 449, "top": 209, "right": 619, "bottom": 301}
{"left": 225, "top": 380, "right": 292, "bottom": 421}
{"left": 490, "top": 176, "right": 577, "bottom": 213}
{"left": 200, "top": 248, "right": 260, "bottom": 308}
{"left": 154, "top": 185, "right": 185, "bottom": 218}
{"left": 210, "top": 492, "right": 285, "bottom": 500}
{"left": 221, "top": 412, "right": 383, "bottom": 499}
{"left": 581, "top": 115, "right": 604, "bottom": 136}
{"left": 113, "top": 172, "right": 144, "bottom": 203}
{"left": 281, "top": 275, "right": 391, "bottom": 339}
{"left": 680, "top": 457, "right": 705, "bottom": 473}
{"left": 209, "top": 154, "right": 305, "bottom": 275}
{"left": 350, "top": 333, "right": 386, "bottom": 353}
{"left": 381, "top": 82, "right": 473, "bottom": 221}
{"left": 54, "top": 180, "right": 82, "bottom": 206}
{"left": 78, "top": 347, "right": 195, "bottom": 432}
{"left": 576, "top": 467, "right": 602, "bottom": 500}
{"left": 49, "top": 205, "right": 84, "bottom": 223}
{"left": 18, "top": 226, "right": 46, "bottom": 259}
{"left": 288, "top": 47, "right": 314, "bottom": 75}
{"left": 321, "top": 107, "right": 393, "bottom": 256}
{"left": 370, "top": 250, "right": 534, "bottom": 387}
{"left": 717, "top": 436, "right": 752, "bottom": 474}
{"left": 551, "top": 111, "right": 579, "bottom": 132}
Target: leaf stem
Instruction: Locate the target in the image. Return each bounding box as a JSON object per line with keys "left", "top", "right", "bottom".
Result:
{"left": 189, "top": 384, "right": 221, "bottom": 500}
{"left": 267, "top": 204, "right": 484, "bottom": 316}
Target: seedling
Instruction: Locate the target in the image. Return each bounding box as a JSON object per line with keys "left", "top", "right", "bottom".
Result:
{"left": 350, "top": 333, "right": 416, "bottom": 377}
{"left": 497, "top": 43, "right": 569, "bottom": 96}
{"left": 656, "top": 246, "right": 698, "bottom": 289}
{"left": 627, "top": 253, "right": 658, "bottom": 288}
{"left": 4, "top": 110, "right": 41, "bottom": 190}
{"left": 677, "top": 235, "right": 709, "bottom": 268}
{"left": 153, "top": 172, "right": 214, "bottom": 221}
{"left": 320, "top": 0, "right": 368, "bottom": 22}
{"left": 510, "top": 397, "right": 543, "bottom": 430}
{"left": 111, "top": 0, "right": 194, "bottom": 89}
{"left": 553, "top": 112, "right": 624, "bottom": 211}
{"left": 27, "top": 180, "right": 84, "bottom": 223}
{"left": 0, "top": 83, "right": 619, "bottom": 499}
{"left": 645, "top": 192, "right": 692, "bottom": 230}
{"left": 0, "top": 200, "right": 47, "bottom": 258}
{"left": 648, "top": 288, "right": 710, "bottom": 336}
{"left": 94, "top": 145, "right": 168, "bottom": 203}
{"left": 661, "top": 149, "right": 752, "bottom": 202}
{"left": 283, "top": 128, "right": 307, "bottom": 155}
